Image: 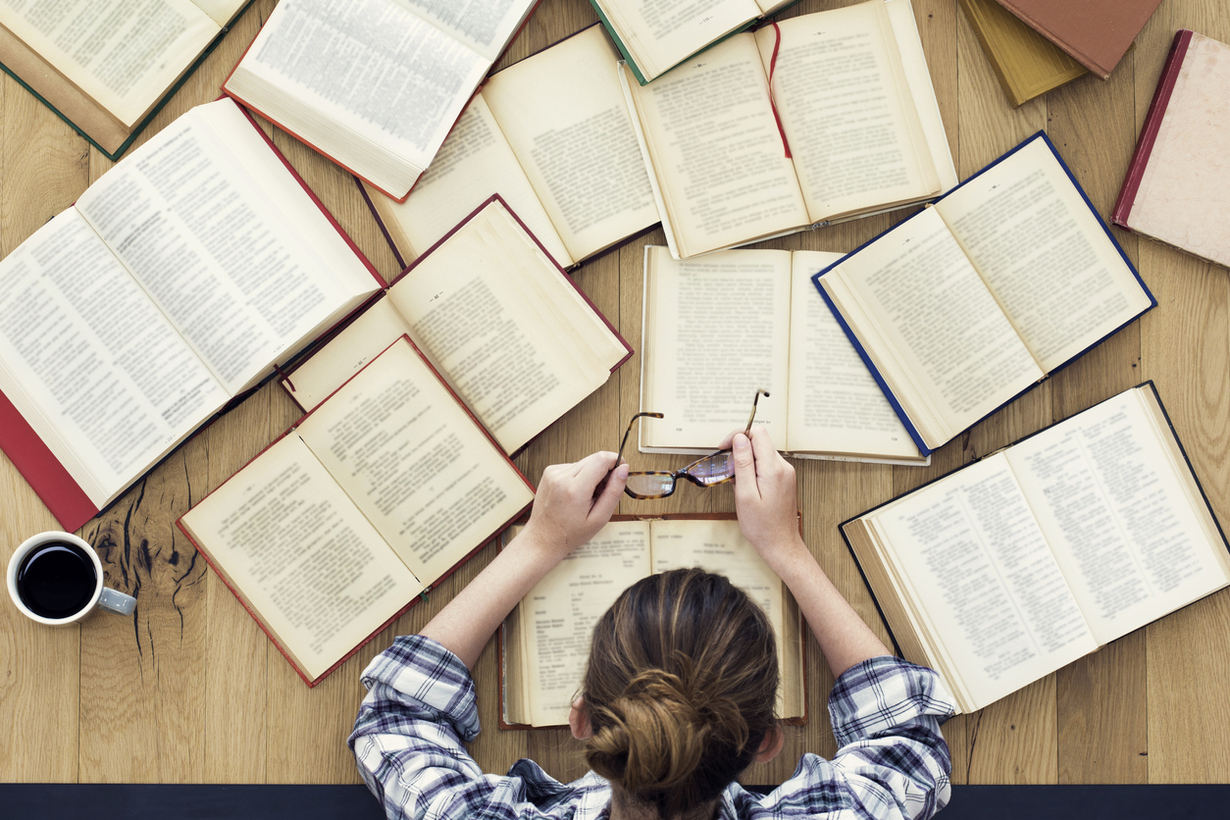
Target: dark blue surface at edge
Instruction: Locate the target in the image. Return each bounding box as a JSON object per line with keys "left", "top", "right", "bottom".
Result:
{"left": 3, "top": 783, "right": 1229, "bottom": 818}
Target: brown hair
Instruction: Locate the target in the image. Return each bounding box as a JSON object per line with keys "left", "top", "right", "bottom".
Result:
{"left": 581, "top": 568, "right": 779, "bottom": 819}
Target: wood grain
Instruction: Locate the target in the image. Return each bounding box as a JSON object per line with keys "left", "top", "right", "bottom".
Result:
{"left": 0, "top": 0, "right": 1227, "bottom": 795}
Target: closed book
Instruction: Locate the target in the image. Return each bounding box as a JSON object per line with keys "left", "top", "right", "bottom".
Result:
{"left": 1112, "top": 30, "right": 1230, "bottom": 271}
{"left": 959, "top": 0, "right": 1086, "bottom": 107}
{"left": 994, "top": 0, "right": 1162, "bottom": 79}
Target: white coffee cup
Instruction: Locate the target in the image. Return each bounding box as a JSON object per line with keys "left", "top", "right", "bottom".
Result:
{"left": 7, "top": 531, "right": 136, "bottom": 626}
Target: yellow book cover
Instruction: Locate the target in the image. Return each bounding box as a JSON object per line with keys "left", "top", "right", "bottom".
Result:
{"left": 960, "top": 0, "right": 1085, "bottom": 107}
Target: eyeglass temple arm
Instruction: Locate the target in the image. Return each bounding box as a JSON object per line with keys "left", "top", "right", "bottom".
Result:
{"left": 618, "top": 412, "right": 664, "bottom": 464}
{"left": 743, "top": 389, "right": 770, "bottom": 435}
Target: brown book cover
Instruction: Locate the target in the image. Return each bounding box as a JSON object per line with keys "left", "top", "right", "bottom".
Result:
{"left": 994, "top": 0, "right": 1162, "bottom": 79}
{"left": 1112, "top": 30, "right": 1230, "bottom": 271}
{"left": 960, "top": 0, "right": 1086, "bottom": 106}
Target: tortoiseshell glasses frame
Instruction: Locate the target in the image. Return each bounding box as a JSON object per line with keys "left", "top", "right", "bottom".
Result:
{"left": 616, "top": 389, "right": 769, "bottom": 499}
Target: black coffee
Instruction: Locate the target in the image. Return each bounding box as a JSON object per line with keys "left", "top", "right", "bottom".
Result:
{"left": 15, "top": 541, "right": 97, "bottom": 619}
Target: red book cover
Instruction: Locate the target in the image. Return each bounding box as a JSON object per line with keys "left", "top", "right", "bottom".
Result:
{"left": 995, "top": 0, "right": 1163, "bottom": 79}
{"left": 1111, "top": 30, "right": 1192, "bottom": 229}
{"left": 177, "top": 333, "right": 535, "bottom": 687}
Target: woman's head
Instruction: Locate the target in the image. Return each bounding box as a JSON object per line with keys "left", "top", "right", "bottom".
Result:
{"left": 576, "top": 568, "right": 781, "bottom": 818}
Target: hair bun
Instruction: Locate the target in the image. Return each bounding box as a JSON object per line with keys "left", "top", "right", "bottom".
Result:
{"left": 586, "top": 667, "right": 749, "bottom": 795}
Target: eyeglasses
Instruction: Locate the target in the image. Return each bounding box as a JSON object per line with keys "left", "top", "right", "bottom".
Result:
{"left": 615, "top": 389, "right": 769, "bottom": 499}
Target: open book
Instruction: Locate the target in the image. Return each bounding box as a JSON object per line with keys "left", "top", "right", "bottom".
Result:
{"left": 639, "top": 246, "right": 925, "bottom": 465}
{"left": 842, "top": 383, "right": 1230, "bottom": 714}
{"left": 0, "top": 98, "right": 381, "bottom": 532}
{"left": 620, "top": 0, "right": 956, "bottom": 259}
{"left": 1112, "top": 30, "right": 1230, "bottom": 271}
{"left": 590, "top": 0, "right": 797, "bottom": 85}
{"left": 362, "top": 24, "right": 659, "bottom": 271}
{"left": 815, "top": 132, "right": 1155, "bottom": 456}
{"left": 501, "top": 515, "right": 806, "bottom": 728}
{"left": 280, "top": 197, "right": 632, "bottom": 456}
{"left": 224, "top": 0, "right": 538, "bottom": 201}
{"left": 0, "top": 1, "right": 251, "bottom": 158}
{"left": 178, "top": 336, "right": 535, "bottom": 686}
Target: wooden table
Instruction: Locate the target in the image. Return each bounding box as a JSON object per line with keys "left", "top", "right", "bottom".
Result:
{"left": 2, "top": 0, "right": 1228, "bottom": 791}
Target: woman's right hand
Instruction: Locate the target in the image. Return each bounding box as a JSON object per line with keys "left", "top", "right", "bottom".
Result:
{"left": 730, "top": 428, "right": 807, "bottom": 567}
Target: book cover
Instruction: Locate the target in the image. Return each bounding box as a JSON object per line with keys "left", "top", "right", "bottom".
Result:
{"left": 994, "top": 0, "right": 1162, "bottom": 79}
{"left": 1112, "top": 30, "right": 1230, "bottom": 271}
{"left": 959, "top": 0, "right": 1086, "bottom": 107}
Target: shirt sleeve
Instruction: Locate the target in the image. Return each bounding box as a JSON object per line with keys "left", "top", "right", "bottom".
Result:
{"left": 347, "top": 634, "right": 572, "bottom": 820}
{"left": 825, "top": 655, "right": 956, "bottom": 820}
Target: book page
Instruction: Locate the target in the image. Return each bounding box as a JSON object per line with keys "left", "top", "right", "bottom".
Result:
{"left": 387, "top": 201, "right": 626, "bottom": 454}
{"left": 381, "top": 97, "right": 573, "bottom": 268}
{"left": 650, "top": 518, "right": 798, "bottom": 716}
{"left": 596, "top": 0, "right": 761, "bottom": 81}
{"left": 190, "top": 1, "right": 247, "bottom": 26}
{"left": 0, "top": 0, "right": 219, "bottom": 127}
{"left": 393, "top": 0, "right": 534, "bottom": 61}
{"left": 640, "top": 246, "right": 790, "bottom": 451}
{"left": 179, "top": 433, "right": 424, "bottom": 682}
{"left": 621, "top": 35, "right": 809, "bottom": 257}
{"left": 0, "top": 210, "right": 231, "bottom": 507}
{"left": 281, "top": 297, "right": 412, "bottom": 414}
{"left": 936, "top": 137, "right": 1152, "bottom": 372}
{"left": 818, "top": 207, "right": 1043, "bottom": 449}
{"left": 74, "top": 101, "right": 377, "bottom": 396}
{"left": 753, "top": 1, "right": 940, "bottom": 222}
{"left": 1006, "top": 388, "right": 1230, "bottom": 645}
{"left": 869, "top": 455, "right": 1098, "bottom": 711}
{"left": 226, "top": 0, "right": 490, "bottom": 193}
{"left": 786, "top": 251, "right": 922, "bottom": 461}
{"left": 516, "top": 520, "right": 651, "bottom": 726}
{"left": 296, "top": 337, "right": 533, "bottom": 585}
{"left": 482, "top": 25, "right": 659, "bottom": 264}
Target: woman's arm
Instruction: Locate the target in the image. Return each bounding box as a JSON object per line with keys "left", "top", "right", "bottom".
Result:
{"left": 419, "top": 450, "right": 629, "bottom": 670}
{"left": 729, "top": 428, "right": 890, "bottom": 678}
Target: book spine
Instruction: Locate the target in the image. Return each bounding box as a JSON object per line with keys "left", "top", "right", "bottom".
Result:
{"left": 0, "top": 387, "right": 98, "bottom": 531}
{"left": 810, "top": 272, "right": 933, "bottom": 456}
{"left": 230, "top": 101, "right": 384, "bottom": 287}
{"left": 588, "top": 0, "right": 650, "bottom": 83}
{"left": 1111, "top": 30, "right": 1193, "bottom": 230}
{"left": 354, "top": 175, "right": 408, "bottom": 271}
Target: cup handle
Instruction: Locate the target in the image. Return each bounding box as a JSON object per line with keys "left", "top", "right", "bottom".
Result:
{"left": 98, "top": 587, "right": 136, "bottom": 616}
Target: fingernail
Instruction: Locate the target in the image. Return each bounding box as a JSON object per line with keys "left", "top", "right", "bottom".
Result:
{"left": 616, "top": 464, "right": 630, "bottom": 478}
{"left": 733, "top": 435, "right": 748, "bottom": 450}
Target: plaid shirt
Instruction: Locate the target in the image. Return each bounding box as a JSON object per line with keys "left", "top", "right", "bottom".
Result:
{"left": 350, "top": 635, "right": 954, "bottom": 820}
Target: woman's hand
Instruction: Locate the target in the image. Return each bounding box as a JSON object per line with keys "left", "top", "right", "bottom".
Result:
{"left": 519, "top": 450, "right": 629, "bottom": 563}
{"left": 729, "top": 428, "right": 808, "bottom": 567}
{"left": 419, "top": 450, "right": 627, "bottom": 670}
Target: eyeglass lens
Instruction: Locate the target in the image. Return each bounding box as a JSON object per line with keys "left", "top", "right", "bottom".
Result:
{"left": 624, "top": 473, "right": 675, "bottom": 497}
